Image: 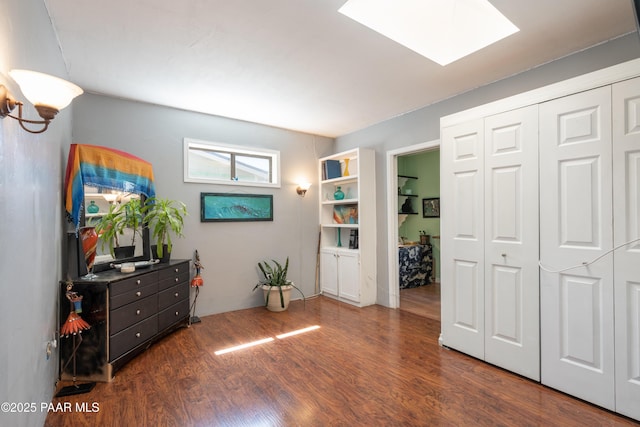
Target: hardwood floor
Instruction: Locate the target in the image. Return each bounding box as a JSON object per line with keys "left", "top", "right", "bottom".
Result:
{"left": 46, "top": 296, "right": 638, "bottom": 426}
{"left": 399, "top": 282, "right": 440, "bottom": 320}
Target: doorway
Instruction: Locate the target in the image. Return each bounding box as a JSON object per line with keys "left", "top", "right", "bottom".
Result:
{"left": 386, "top": 140, "right": 440, "bottom": 319}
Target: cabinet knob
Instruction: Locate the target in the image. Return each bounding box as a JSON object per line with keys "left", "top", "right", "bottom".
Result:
{"left": 175, "top": 292, "right": 179, "bottom": 298}
{"left": 175, "top": 311, "right": 179, "bottom": 316}
{"left": 501, "top": 253, "right": 507, "bottom": 258}
{"left": 136, "top": 279, "right": 141, "bottom": 285}
{"left": 174, "top": 268, "right": 179, "bottom": 273}
{"left": 136, "top": 291, "right": 142, "bottom": 297}
{"left": 175, "top": 277, "right": 179, "bottom": 282}
{"left": 136, "top": 309, "right": 141, "bottom": 315}
{"left": 135, "top": 332, "right": 141, "bottom": 338}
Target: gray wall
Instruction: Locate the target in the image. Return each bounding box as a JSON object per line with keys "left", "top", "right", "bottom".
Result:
{"left": 71, "top": 94, "right": 333, "bottom": 315}
{"left": 336, "top": 33, "right": 640, "bottom": 306}
{"left": 0, "top": 0, "right": 74, "bottom": 426}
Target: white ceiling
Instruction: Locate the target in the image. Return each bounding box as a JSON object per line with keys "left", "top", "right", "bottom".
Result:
{"left": 44, "top": 0, "right": 636, "bottom": 137}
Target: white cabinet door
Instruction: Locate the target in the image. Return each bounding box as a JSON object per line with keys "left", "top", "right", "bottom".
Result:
{"left": 320, "top": 249, "right": 338, "bottom": 297}
{"left": 441, "top": 119, "right": 485, "bottom": 360}
{"left": 612, "top": 77, "right": 640, "bottom": 421}
{"left": 337, "top": 249, "right": 360, "bottom": 302}
{"left": 539, "top": 86, "right": 615, "bottom": 410}
{"left": 483, "top": 106, "right": 540, "bottom": 381}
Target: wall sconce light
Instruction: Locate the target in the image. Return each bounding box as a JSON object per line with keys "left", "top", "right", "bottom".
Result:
{"left": 296, "top": 182, "right": 311, "bottom": 197}
{"left": 0, "top": 69, "right": 83, "bottom": 134}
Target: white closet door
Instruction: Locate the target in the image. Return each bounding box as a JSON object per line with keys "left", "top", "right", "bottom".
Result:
{"left": 612, "top": 77, "right": 640, "bottom": 421}
{"left": 539, "top": 86, "right": 615, "bottom": 410}
{"left": 441, "top": 119, "right": 485, "bottom": 359}
{"left": 484, "top": 106, "right": 540, "bottom": 380}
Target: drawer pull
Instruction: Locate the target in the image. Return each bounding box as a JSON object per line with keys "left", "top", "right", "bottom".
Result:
{"left": 136, "top": 291, "right": 142, "bottom": 297}
{"left": 175, "top": 277, "right": 179, "bottom": 282}
{"left": 135, "top": 332, "right": 141, "bottom": 338}
{"left": 136, "top": 279, "right": 141, "bottom": 285}
{"left": 136, "top": 309, "right": 141, "bottom": 315}
{"left": 175, "top": 311, "right": 179, "bottom": 316}
{"left": 174, "top": 268, "right": 179, "bottom": 273}
{"left": 174, "top": 292, "right": 179, "bottom": 298}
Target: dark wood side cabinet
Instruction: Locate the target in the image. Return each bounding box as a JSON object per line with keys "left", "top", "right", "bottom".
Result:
{"left": 59, "top": 259, "right": 190, "bottom": 382}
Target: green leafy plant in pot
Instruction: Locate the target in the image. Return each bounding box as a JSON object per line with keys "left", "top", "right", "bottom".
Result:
{"left": 252, "top": 257, "right": 305, "bottom": 312}
{"left": 93, "top": 197, "right": 144, "bottom": 259}
{"left": 142, "top": 197, "right": 187, "bottom": 261}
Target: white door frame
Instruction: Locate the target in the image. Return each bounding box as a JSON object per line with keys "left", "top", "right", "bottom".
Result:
{"left": 386, "top": 139, "right": 440, "bottom": 308}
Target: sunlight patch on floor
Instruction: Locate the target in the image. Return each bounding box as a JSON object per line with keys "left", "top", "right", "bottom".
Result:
{"left": 214, "top": 325, "right": 321, "bottom": 355}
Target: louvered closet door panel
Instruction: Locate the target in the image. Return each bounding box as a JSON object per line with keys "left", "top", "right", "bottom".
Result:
{"left": 441, "top": 119, "right": 485, "bottom": 359}
{"left": 612, "top": 77, "right": 640, "bottom": 421}
{"left": 484, "top": 106, "right": 540, "bottom": 380}
{"left": 539, "top": 86, "right": 615, "bottom": 410}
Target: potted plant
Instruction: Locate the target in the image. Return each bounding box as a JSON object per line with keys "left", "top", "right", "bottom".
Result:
{"left": 142, "top": 197, "right": 187, "bottom": 261}
{"left": 252, "top": 257, "right": 305, "bottom": 312}
{"left": 93, "top": 197, "right": 144, "bottom": 259}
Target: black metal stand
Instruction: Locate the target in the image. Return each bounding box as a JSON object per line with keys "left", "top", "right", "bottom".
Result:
{"left": 189, "top": 286, "right": 201, "bottom": 324}
{"left": 55, "top": 334, "right": 96, "bottom": 397}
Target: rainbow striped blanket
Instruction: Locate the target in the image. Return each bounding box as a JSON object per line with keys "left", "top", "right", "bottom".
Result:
{"left": 64, "top": 144, "right": 156, "bottom": 229}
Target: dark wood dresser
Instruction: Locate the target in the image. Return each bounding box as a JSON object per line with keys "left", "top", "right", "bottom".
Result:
{"left": 59, "top": 259, "right": 190, "bottom": 382}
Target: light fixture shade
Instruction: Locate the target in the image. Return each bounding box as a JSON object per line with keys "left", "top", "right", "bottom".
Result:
{"left": 298, "top": 182, "right": 311, "bottom": 191}
{"left": 9, "top": 69, "right": 83, "bottom": 110}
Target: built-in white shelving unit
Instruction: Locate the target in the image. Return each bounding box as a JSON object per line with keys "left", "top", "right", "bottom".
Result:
{"left": 318, "top": 148, "right": 376, "bottom": 307}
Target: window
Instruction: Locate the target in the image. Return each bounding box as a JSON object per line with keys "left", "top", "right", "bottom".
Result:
{"left": 184, "top": 138, "right": 280, "bottom": 188}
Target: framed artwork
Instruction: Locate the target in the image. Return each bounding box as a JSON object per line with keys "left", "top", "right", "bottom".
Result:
{"left": 422, "top": 197, "right": 440, "bottom": 218}
{"left": 333, "top": 204, "right": 358, "bottom": 224}
{"left": 200, "top": 193, "right": 273, "bottom": 222}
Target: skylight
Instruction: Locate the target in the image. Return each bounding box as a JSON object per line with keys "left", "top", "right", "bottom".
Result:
{"left": 338, "top": 0, "right": 519, "bottom": 66}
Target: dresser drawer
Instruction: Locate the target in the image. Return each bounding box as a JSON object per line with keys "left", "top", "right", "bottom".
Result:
{"left": 159, "top": 271, "right": 189, "bottom": 291}
{"left": 158, "top": 261, "right": 189, "bottom": 281}
{"left": 110, "top": 282, "right": 158, "bottom": 310}
{"left": 110, "top": 314, "right": 158, "bottom": 361}
{"left": 158, "top": 299, "right": 189, "bottom": 331}
{"left": 159, "top": 282, "right": 189, "bottom": 310}
{"left": 110, "top": 271, "right": 159, "bottom": 297}
{"left": 110, "top": 294, "right": 158, "bottom": 336}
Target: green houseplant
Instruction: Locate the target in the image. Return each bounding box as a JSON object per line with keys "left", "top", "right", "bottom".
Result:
{"left": 252, "top": 257, "right": 305, "bottom": 311}
{"left": 142, "top": 197, "right": 187, "bottom": 260}
{"left": 93, "top": 197, "right": 144, "bottom": 259}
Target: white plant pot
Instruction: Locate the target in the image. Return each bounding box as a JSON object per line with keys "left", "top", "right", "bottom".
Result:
{"left": 262, "top": 284, "right": 292, "bottom": 312}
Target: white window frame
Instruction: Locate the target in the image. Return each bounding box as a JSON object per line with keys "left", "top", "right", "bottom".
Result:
{"left": 183, "top": 138, "right": 281, "bottom": 188}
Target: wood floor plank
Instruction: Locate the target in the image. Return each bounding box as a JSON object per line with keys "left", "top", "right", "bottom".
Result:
{"left": 400, "top": 282, "right": 440, "bottom": 320}
{"left": 46, "top": 296, "right": 638, "bottom": 426}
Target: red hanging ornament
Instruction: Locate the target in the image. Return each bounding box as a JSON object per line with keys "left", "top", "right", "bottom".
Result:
{"left": 191, "top": 249, "right": 204, "bottom": 287}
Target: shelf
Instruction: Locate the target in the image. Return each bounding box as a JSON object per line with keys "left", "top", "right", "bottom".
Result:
{"left": 321, "top": 246, "right": 359, "bottom": 253}
{"left": 398, "top": 175, "right": 417, "bottom": 188}
{"left": 319, "top": 147, "right": 375, "bottom": 307}
{"left": 321, "top": 175, "right": 358, "bottom": 185}
{"left": 322, "top": 198, "right": 358, "bottom": 205}
{"left": 398, "top": 193, "right": 418, "bottom": 197}
{"left": 398, "top": 212, "right": 418, "bottom": 215}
